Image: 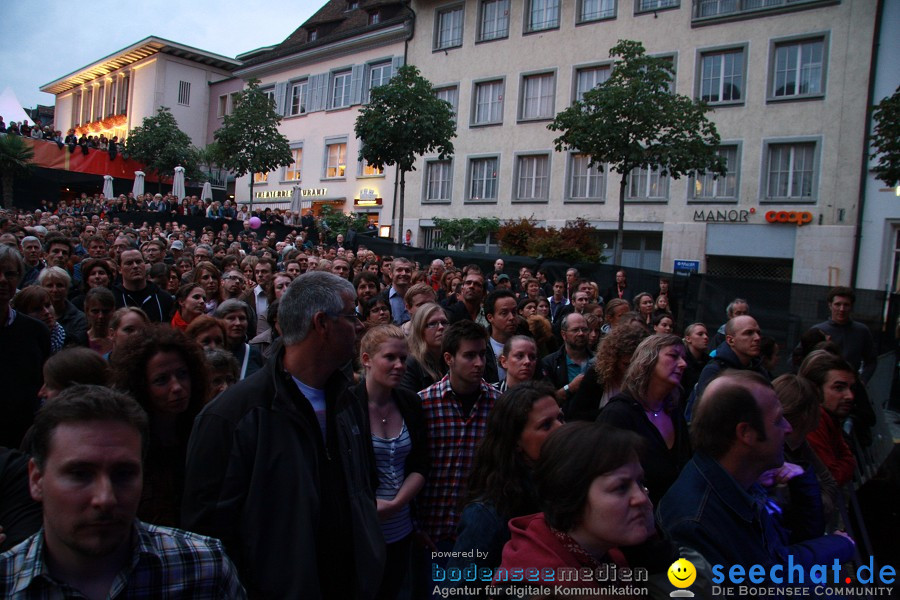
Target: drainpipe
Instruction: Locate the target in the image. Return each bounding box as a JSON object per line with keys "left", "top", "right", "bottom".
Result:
{"left": 851, "top": 0, "right": 884, "bottom": 289}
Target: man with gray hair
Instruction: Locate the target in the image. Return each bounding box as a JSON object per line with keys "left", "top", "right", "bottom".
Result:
{"left": 183, "top": 271, "right": 383, "bottom": 599}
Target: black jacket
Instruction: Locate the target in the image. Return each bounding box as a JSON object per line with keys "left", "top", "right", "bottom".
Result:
{"left": 182, "top": 348, "right": 385, "bottom": 599}
{"left": 112, "top": 281, "right": 174, "bottom": 323}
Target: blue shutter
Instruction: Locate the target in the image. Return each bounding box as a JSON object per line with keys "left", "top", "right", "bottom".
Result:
{"left": 391, "top": 56, "right": 405, "bottom": 78}
{"left": 308, "top": 74, "right": 327, "bottom": 112}
{"left": 350, "top": 65, "right": 365, "bottom": 106}
{"left": 274, "top": 82, "right": 289, "bottom": 115}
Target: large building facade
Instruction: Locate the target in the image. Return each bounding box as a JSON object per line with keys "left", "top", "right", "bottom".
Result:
{"left": 231, "top": 1, "right": 413, "bottom": 230}
{"left": 41, "top": 37, "right": 239, "bottom": 148}
{"left": 403, "top": 0, "right": 879, "bottom": 285}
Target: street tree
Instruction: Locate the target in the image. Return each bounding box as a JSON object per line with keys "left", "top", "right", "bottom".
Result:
{"left": 125, "top": 107, "right": 202, "bottom": 193}
{"left": 871, "top": 85, "right": 900, "bottom": 187}
{"left": 355, "top": 64, "right": 456, "bottom": 244}
{"left": 0, "top": 134, "right": 34, "bottom": 208}
{"left": 433, "top": 217, "right": 499, "bottom": 251}
{"left": 549, "top": 39, "right": 726, "bottom": 265}
{"left": 214, "top": 79, "right": 293, "bottom": 212}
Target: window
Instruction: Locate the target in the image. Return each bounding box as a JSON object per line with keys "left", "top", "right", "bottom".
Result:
{"left": 699, "top": 48, "right": 744, "bottom": 104}
{"left": 359, "top": 157, "right": 384, "bottom": 177}
{"left": 765, "top": 141, "right": 817, "bottom": 201}
{"left": 262, "top": 88, "right": 276, "bottom": 108}
{"left": 347, "top": 1, "right": 358, "bottom": 9}
{"left": 434, "top": 86, "right": 459, "bottom": 122}
{"left": 526, "top": 0, "right": 560, "bottom": 32}
{"left": 692, "top": 145, "right": 738, "bottom": 200}
{"left": 228, "top": 92, "right": 239, "bottom": 115}
{"left": 628, "top": 165, "right": 669, "bottom": 199}
{"left": 367, "top": 62, "right": 392, "bottom": 101}
{"left": 217, "top": 95, "right": 228, "bottom": 118}
{"left": 515, "top": 154, "right": 550, "bottom": 201}
{"left": 290, "top": 80, "right": 308, "bottom": 116}
{"left": 72, "top": 91, "right": 81, "bottom": 125}
{"left": 331, "top": 71, "right": 352, "bottom": 109}
{"left": 368, "top": 11, "right": 381, "bottom": 24}
{"left": 468, "top": 157, "right": 499, "bottom": 201}
{"left": 178, "top": 81, "right": 191, "bottom": 106}
{"left": 120, "top": 74, "right": 130, "bottom": 115}
{"left": 472, "top": 79, "right": 504, "bottom": 125}
{"left": 637, "top": 0, "right": 678, "bottom": 11}
{"left": 479, "top": 0, "right": 509, "bottom": 41}
{"left": 574, "top": 65, "right": 611, "bottom": 101}
{"left": 107, "top": 79, "right": 118, "bottom": 116}
{"left": 254, "top": 172, "right": 269, "bottom": 184}
{"left": 578, "top": 0, "right": 616, "bottom": 22}
{"left": 771, "top": 37, "right": 826, "bottom": 100}
{"left": 308, "top": 28, "right": 318, "bottom": 42}
{"left": 425, "top": 160, "right": 452, "bottom": 202}
{"left": 520, "top": 72, "right": 555, "bottom": 120}
{"left": 568, "top": 154, "right": 605, "bottom": 200}
{"left": 325, "top": 142, "right": 347, "bottom": 178}
{"left": 435, "top": 6, "right": 464, "bottom": 50}
{"left": 285, "top": 148, "right": 303, "bottom": 181}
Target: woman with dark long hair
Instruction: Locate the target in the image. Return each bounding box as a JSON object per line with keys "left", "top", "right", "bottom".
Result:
{"left": 449, "top": 382, "right": 563, "bottom": 575}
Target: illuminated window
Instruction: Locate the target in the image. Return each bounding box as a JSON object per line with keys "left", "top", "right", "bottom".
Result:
{"left": 628, "top": 164, "right": 668, "bottom": 200}
{"left": 254, "top": 172, "right": 269, "bottom": 184}
{"left": 325, "top": 142, "right": 347, "bottom": 178}
{"left": 285, "top": 148, "right": 303, "bottom": 181}
{"left": 692, "top": 145, "right": 738, "bottom": 200}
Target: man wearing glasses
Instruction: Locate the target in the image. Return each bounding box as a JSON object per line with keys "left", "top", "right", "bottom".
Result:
{"left": 183, "top": 271, "right": 384, "bottom": 599}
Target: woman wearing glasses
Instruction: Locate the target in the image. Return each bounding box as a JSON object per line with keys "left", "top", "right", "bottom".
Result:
{"left": 400, "top": 302, "right": 449, "bottom": 395}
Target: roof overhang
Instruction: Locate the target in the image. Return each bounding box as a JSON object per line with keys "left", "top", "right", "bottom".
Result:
{"left": 41, "top": 36, "right": 242, "bottom": 96}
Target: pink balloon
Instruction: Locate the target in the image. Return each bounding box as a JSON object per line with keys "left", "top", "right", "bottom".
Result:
{"left": 249, "top": 216, "right": 261, "bottom": 229}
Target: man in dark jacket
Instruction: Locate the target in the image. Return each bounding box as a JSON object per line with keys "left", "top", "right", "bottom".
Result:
{"left": 111, "top": 249, "right": 173, "bottom": 322}
{"left": 540, "top": 312, "right": 593, "bottom": 406}
{"left": 182, "top": 271, "right": 384, "bottom": 599}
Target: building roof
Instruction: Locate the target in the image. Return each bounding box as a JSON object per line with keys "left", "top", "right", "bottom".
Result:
{"left": 40, "top": 36, "right": 242, "bottom": 95}
{"left": 237, "top": 0, "right": 411, "bottom": 71}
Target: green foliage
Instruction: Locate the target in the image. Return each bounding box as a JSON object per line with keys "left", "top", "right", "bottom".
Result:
{"left": 356, "top": 64, "right": 456, "bottom": 243}
{"left": 125, "top": 107, "right": 201, "bottom": 184}
{"left": 432, "top": 217, "right": 499, "bottom": 251}
{"left": 214, "top": 79, "right": 294, "bottom": 207}
{"left": 0, "top": 134, "right": 35, "bottom": 208}
{"left": 549, "top": 39, "right": 725, "bottom": 264}
{"left": 355, "top": 64, "right": 456, "bottom": 173}
{"left": 871, "top": 86, "right": 900, "bottom": 187}
{"left": 498, "top": 218, "right": 605, "bottom": 263}
{"left": 318, "top": 205, "right": 369, "bottom": 244}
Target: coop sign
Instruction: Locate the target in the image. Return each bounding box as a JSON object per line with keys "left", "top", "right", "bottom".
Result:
{"left": 765, "top": 210, "right": 813, "bottom": 226}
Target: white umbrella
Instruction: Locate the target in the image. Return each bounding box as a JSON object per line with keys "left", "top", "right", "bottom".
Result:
{"left": 289, "top": 185, "right": 302, "bottom": 213}
{"left": 201, "top": 181, "right": 213, "bottom": 201}
{"left": 172, "top": 166, "right": 186, "bottom": 201}
{"left": 102, "top": 175, "right": 114, "bottom": 200}
{"left": 132, "top": 171, "right": 145, "bottom": 197}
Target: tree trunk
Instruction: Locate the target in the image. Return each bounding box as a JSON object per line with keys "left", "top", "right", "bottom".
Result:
{"left": 396, "top": 169, "right": 406, "bottom": 245}
{"left": 615, "top": 174, "right": 627, "bottom": 266}
{"left": 249, "top": 176, "right": 255, "bottom": 214}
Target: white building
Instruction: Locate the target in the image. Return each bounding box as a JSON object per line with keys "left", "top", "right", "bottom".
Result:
{"left": 231, "top": 0, "right": 413, "bottom": 232}
{"left": 41, "top": 36, "right": 240, "bottom": 148}
{"left": 403, "top": 0, "right": 878, "bottom": 285}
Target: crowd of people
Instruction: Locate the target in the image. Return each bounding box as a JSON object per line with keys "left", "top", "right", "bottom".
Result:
{"left": 0, "top": 203, "right": 881, "bottom": 598}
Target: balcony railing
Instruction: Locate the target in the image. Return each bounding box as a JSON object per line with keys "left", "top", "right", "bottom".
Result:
{"left": 693, "top": 0, "right": 829, "bottom": 20}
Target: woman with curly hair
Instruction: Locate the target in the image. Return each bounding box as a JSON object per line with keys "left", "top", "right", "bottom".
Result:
{"left": 110, "top": 324, "right": 209, "bottom": 526}
{"left": 449, "top": 382, "right": 563, "bottom": 576}
{"left": 596, "top": 333, "right": 691, "bottom": 504}
{"left": 71, "top": 257, "right": 114, "bottom": 311}
{"left": 400, "top": 302, "right": 449, "bottom": 394}
{"left": 565, "top": 322, "right": 649, "bottom": 422}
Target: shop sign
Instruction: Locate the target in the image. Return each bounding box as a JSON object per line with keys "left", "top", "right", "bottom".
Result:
{"left": 254, "top": 187, "right": 327, "bottom": 199}
{"left": 355, "top": 188, "right": 382, "bottom": 207}
{"left": 692, "top": 209, "right": 752, "bottom": 223}
{"left": 674, "top": 259, "right": 700, "bottom": 277}
{"left": 765, "top": 210, "right": 813, "bottom": 226}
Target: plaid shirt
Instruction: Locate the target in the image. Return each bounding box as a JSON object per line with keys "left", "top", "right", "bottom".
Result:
{"left": 417, "top": 375, "right": 499, "bottom": 543}
{"left": 0, "top": 520, "right": 246, "bottom": 599}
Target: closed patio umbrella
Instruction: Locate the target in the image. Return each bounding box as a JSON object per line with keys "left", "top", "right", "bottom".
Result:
{"left": 132, "top": 171, "right": 145, "bottom": 197}
{"left": 102, "top": 175, "right": 114, "bottom": 199}
{"left": 172, "top": 166, "right": 186, "bottom": 201}
{"left": 201, "top": 181, "right": 213, "bottom": 201}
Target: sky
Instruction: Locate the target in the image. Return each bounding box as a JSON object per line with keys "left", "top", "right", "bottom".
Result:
{"left": 0, "top": 0, "right": 319, "bottom": 111}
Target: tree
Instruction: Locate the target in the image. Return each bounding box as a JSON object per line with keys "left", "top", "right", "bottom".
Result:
{"left": 549, "top": 40, "right": 726, "bottom": 265}
{"left": 871, "top": 86, "right": 900, "bottom": 187}
{"left": 317, "top": 204, "right": 369, "bottom": 244}
{"left": 125, "top": 107, "right": 202, "bottom": 193}
{"left": 214, "top": 79, "right": 293, "bottom": 212}
{"left": 0, "top": 135, "right": 34, "bottom": 208}
{"left": 432, "top": 217, "right": 499, "bottom": 251}
{"left": 355, "top": 64, "right": 456, "bottom": 244}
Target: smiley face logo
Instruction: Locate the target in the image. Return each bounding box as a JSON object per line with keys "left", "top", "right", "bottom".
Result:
{"left": 668, "top": 558, "right": 697, "bottom": 588}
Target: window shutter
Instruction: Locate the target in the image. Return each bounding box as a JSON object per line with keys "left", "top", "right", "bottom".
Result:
{"left": 350, "top": 65, "right": 365, "bottom": 106}
{"left": 274, "top": 82, "right": 289, "bottom": 115}
{"left": 308, "top": 74, "right": 327, "bottom": 112}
